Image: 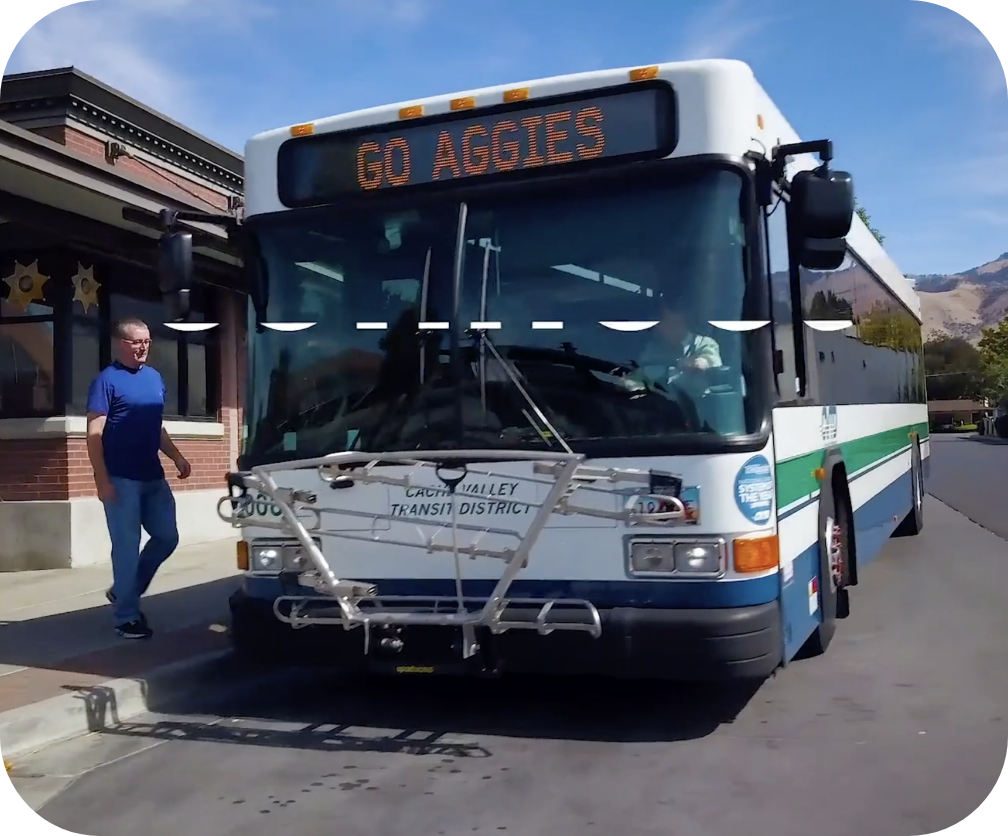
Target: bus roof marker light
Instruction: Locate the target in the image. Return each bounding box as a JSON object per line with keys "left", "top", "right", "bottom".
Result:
{"left": 451, "top": 97, "right": 476, "bottom": 110}
{"left": 262, "top": 322, "right": 316, "bottom": 332}
{"left": 709, "top": 320, "right": 769, "bottom": 332}
{"left": 503, "top": 88, "right": 529, "bottom": 103}
{"left": 600, "top": 321, "right": 659, "bottom": 332}
{"left": 399, "top": 105, "right": 424, "bottom": 119}
{"left": 289, "top": 123, "right": 314, "bottom": 137}
{"left": 629, "top": 66, "right": 659, "bottom": 82}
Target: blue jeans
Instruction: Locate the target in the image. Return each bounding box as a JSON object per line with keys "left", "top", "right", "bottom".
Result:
{"left": 101, "top": 476, "right": 180, "bottom": 625}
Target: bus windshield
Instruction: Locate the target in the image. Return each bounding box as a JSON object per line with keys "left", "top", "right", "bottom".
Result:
{"left": 241, "top": 167, "right": 762, "bottom": 465}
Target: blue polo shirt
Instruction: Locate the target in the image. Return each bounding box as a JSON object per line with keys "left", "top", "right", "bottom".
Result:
{"left": 86, "top": 361, "right": 166, "bottom": 482}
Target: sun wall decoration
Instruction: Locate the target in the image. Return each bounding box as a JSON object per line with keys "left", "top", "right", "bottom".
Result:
{"left": 2, "top": 260, "right": 50, "bottom": 312}
{"left": 72, "top": 262, "right": 101, "bottom": 312}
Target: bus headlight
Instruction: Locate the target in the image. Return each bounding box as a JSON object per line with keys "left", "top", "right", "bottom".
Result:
{"left": 673, "top": 542, "right": 722, "bottom": 574}
{"left": 248, "top": 539, "right": 320, "bottom": 573}
{"left": 629, "top": 538, "right": 725, "bottom": 577}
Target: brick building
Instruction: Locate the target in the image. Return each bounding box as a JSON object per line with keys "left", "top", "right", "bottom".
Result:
{"left": 0, "top": 67, "right": 247, "bottom": 571}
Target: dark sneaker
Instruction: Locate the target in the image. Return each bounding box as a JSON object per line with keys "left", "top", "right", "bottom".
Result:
{"left": 116, "top": 620, "right": 153, "bottom": 640}
{"left": 107, "top": 589, "right": 148, "bottom": 628}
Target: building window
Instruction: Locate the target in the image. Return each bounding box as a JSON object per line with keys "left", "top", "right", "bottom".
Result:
{"left": 0, "top": 247, "right": 225, "bottom": 422}
{"left": 0, "top": 321, "right": 55, "bottom": 415}
{"left": 0, "top": 255, "right": 59, "bottom": 417}
{"left": 95, "top": 286, "right": 217, "bottom": 420}
{"left": 69, "top": 319, "right": 103, "bottom": 414}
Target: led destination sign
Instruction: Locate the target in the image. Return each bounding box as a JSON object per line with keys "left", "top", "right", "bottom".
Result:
{"left": 277, "top": 84, "right": 676, "bottom": 205}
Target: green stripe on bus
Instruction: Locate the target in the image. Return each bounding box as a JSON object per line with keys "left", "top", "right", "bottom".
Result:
{"left": 775, "top": 421, "right": 929, "bottom": 509}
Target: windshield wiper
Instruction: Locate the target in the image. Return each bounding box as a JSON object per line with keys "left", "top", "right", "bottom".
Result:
{"left": 502, "top": 343, "right": 639, "bottom": 377}
{"left": 469, "top": 236, "right": 571, "bottom": 453}
{"left": 477, "top": 332, "right": 574, "bottom": 453}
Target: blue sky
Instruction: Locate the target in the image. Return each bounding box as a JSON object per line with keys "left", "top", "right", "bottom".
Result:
{"left": 6, "top": 0, "right": 1007, "bottom": 276}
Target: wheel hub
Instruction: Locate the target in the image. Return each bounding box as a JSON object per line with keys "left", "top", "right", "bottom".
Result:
{"left": 825, "top": 515, "right": 845, "bottom": 590}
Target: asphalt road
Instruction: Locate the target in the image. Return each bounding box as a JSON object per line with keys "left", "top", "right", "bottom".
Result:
{"left": 13, "top": 435, "right": 1008, "bottom": 836}
{"left": 924, "top": 433, "right": 1008, "bottom": 540}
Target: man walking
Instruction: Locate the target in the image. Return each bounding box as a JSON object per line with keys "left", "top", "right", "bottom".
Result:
{"left": 86, "top": 317, "right": 191, "bottom": 639}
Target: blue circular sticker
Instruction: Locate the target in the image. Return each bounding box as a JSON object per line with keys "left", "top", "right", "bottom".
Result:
{"left": 734, "top": 455, "right": 774, "bottom": 524}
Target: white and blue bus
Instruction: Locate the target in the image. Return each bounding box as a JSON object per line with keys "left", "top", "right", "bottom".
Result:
{"left": 158, "top": 59, "right": 928, "bottom": 681}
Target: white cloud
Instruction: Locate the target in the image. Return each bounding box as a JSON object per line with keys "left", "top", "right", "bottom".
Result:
{"left": 6, "top": 0, "right": 270, "bottom": 126}
{"left": 669, "top": 0, "right": 772, "bottom": 61}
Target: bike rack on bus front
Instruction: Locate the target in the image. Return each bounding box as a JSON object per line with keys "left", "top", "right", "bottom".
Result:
{"left": 216, "top": 448, "right": 687, "bottom": 661}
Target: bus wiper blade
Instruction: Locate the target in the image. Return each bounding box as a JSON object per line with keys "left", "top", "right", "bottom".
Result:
{"left": 478, "top": 333, "right": 573, "bottom": 454}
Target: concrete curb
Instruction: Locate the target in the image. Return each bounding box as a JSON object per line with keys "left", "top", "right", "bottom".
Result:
{"left": 0, "top": 647, "right": 250, "bottom": 762}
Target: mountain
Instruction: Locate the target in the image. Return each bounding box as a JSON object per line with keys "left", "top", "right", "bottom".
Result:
{"left": 912, "top": 252, "right": 1008, "bottom": 345}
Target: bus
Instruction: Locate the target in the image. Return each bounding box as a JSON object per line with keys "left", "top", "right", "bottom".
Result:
{"left": 157, "top": 59, "right": 929, "bottom": 681}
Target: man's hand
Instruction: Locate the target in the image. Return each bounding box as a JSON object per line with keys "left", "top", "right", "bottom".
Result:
{"left": 677, "top": 357, "right": 709, "bottom": 372}
{"left": 173, "top": 454, "right": 192, "bottom": 480}
{"left": 96, "top": 477, "right": 117, "bottom": 503}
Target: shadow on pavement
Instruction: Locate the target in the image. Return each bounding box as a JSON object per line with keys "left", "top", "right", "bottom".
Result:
{"left": 0, "top": 575, "right": 240, "bottom": 675}
{"left": 961, "top": 434, "right": 1008, "bottom": 445}
{"left": 99, "top": 664, "right": 765, "bottom": 746}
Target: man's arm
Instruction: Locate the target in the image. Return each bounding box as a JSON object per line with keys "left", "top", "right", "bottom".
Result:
{"left": 86, "top": 412, "right": 111, "bottom": 491}
{"left": 690, "top": 335, "right": 723, "bottom": 370}
{"left": 160, "top": 426, "right": 191, "bottom": 478}
{"left": 85, "top": 374, "right": 116, "bottom": 501}
{"left": 159, "top": 426, "right": 181, "bottom": 460}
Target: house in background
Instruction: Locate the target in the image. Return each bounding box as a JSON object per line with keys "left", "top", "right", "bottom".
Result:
{"left": 0, "top": 66, "right": 247, "bottom": 571}
{"left": 926, "top": 398, "right": 993, "bottom": 430}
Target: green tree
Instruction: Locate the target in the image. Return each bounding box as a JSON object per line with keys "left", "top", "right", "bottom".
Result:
{"left": 923, "top": 335, "right": 985, "bottom": 400}
{"left": 854, "top": 198, "right": 885, "bottom": 245}
{"left": 808, "top": 289, "right": 853, "bottom": 321}
{"left": 858, "top": 301, "right": 920, "bottom": 351}
{"left": 978, "top": 316, "right": 1008, "bottom": 401}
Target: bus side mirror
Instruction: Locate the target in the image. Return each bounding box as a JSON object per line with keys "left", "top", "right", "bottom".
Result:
{"left": 799, "top": 237, "right": 847, "bottom": 271}
{"left": 158, "top": 231, "right": 194, "bottom": 321}
{"left": 791, "top": 168, "right": 854, "bottom": 240}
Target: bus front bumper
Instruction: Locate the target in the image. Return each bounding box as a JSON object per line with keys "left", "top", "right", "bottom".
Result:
{"left": 228, "top": 588, "right": 782, "bottom": 682}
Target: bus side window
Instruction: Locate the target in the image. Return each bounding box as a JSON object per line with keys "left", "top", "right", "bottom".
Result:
{"left": 765, "top": 196, "right": 798, "bottom": 400}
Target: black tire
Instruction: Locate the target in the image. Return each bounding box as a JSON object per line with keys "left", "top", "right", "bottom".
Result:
{"left": 892, "top": 439, "right": 924, "bottom": 538}
{"left": 801, "top": 469, "right": 852, "bottom": 657}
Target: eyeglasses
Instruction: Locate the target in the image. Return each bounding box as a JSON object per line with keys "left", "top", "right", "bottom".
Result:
{"left": 122, "top": 338, "right": 152, "bottom": 347}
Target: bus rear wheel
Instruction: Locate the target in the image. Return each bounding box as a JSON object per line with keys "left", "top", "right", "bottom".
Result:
{"left": 892, "top": 439, "right": 924, "bottom": 537}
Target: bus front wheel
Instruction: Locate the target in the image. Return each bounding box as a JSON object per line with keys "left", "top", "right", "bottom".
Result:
{"left": 802, "top": 468, "right": 853, "bottom": 657}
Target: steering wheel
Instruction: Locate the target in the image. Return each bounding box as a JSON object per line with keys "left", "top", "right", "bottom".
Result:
{"left": 624, "top": 369, "right": 702, "bottom": 430}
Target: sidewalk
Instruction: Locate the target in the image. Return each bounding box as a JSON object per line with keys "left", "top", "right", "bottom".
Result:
{"left": 0, "top": 539, "right": 244, "bottom": 761}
